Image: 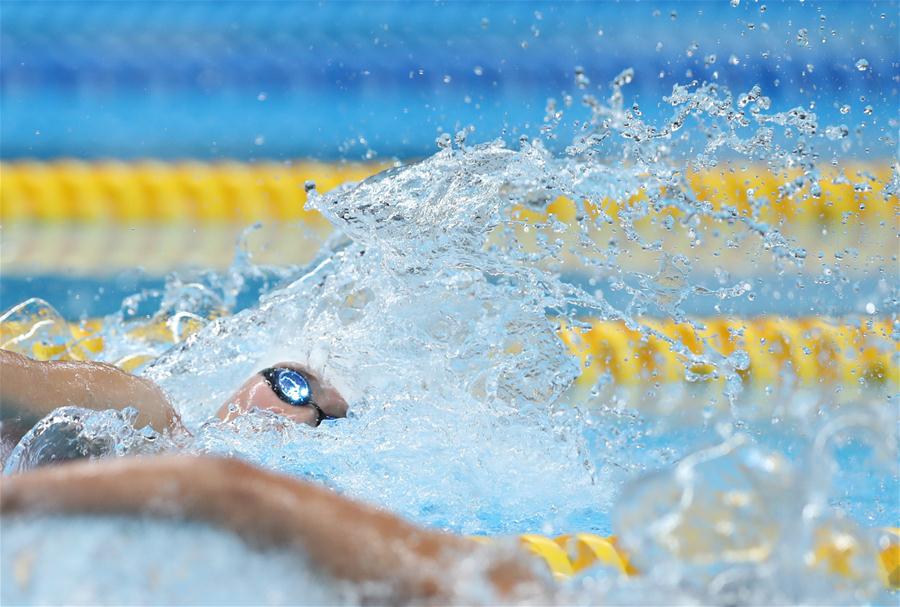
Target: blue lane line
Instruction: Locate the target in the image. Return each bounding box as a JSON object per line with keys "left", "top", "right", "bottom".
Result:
{"left": 1, "top": 0, "right": 895, "bottom": 159}
{"left": 3, "top": 2, "right": 893, "bottom": 92}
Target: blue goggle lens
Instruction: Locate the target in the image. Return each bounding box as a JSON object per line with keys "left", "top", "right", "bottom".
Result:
{"left": 260, "top": 367, "right": 338, "bottom": 426}
{"left": 265, "top": 368, "right": 311, "bottom": 406}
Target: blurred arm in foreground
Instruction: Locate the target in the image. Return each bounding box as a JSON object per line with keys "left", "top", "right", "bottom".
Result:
{"left": 0, "top": 455, "right": 549, "bottom": 604}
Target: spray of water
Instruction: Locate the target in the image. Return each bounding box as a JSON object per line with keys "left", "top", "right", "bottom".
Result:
{"left": 3, "top": 70, "right": 897, "bottom": 604}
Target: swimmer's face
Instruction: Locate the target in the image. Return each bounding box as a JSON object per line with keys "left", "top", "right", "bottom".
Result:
{"left": 217, "top": 362, "right": 348, "bottom": 427}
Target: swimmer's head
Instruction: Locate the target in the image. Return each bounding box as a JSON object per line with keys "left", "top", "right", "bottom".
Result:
{"left": 217, "top": 362, "right": 348, "bottom": 427}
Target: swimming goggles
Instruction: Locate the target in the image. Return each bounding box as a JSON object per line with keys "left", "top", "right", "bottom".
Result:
{"left": 260, "top": 367, "right": 335, "bottom": 427}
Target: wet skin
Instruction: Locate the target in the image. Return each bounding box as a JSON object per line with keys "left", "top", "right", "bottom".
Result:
{"left": 1, "top": 350, "right": 348, "bottom": 442}
{"left": 217, "top": 362, "right": 349, "bottom": 427}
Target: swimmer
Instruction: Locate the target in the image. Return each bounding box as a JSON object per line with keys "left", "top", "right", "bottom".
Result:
{"left": 0, "top": 355, "right": 550, "bottom": 602}
{"left": 0, "top": 348, "right": 348, "bottom": 450}
{"left": 0, "top": 350, "right": 549, "bottom": 600}
{"left": 0, "top": 454, "right": 549, "bottom": 603}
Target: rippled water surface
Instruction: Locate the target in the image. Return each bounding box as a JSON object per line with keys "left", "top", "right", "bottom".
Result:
{"left": 2, "top": 6, "right": 898, "bottom": 604}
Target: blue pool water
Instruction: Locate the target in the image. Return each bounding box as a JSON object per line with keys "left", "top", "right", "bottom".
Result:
{"left": 1, "top": 2, "right": 897, "bottom": 604}
{"left": 2, "top": 1, "right": 896, "bottom": 159}
{"left": 2, "top": 272, "right": 893, "bottom": 320}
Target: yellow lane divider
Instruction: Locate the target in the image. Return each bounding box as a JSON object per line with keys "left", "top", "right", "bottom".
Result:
{"left": 473, "top": 533, "right": 633, "bottom": 580}
{"left": 560, "top": 317, "right": 897, "bottom": 388}
{"left": 0, "top": 311, "right": 896, "bottom": 387}
{"left": 881, "top": 528, "right": 900, "bottom": 589}
{"left": 1, "top": 161, "right": 895, "bottom": 225}
{"left": 481, "top": 531, "right": 899, "bottom": 589}
{"left": 0, "top": 161, "right": 385, "bottom": 223}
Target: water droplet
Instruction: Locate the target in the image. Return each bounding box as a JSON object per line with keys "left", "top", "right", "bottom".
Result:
{"left": 473, "top": 66, "right": 484, "bottom": 76}
{"left": 435, "top": 133, "right": 451, "bottom": 149}
{"left": 574, "top": 66, "right": 590, "bottom": 89}
{"left": 729, "top": 54, "right": 741, "bottom": 66}
{"left": 254, "top": 136, "right": 265, "bottom": 146}
{"left": 865, "top": 302, "right": 876, "bottom": 314}
{"left": 855, "top": 58, "right": 869, "bottom": 71}
{"left": 824, "top": 125, "right": 849, "bottom": 140}
{"left": 443, "top": 74, "right": 452, "bottom": 84}
{"left": 863, "top": 105, "right": 873, "bottom": 115}
{"left": 839, "top": 104, "right": 850, "bottom": 115}
{"left": 256, "top": 92, "right": 267, "bottom": 102}
{"left": 730, "top": 0, "right": 740, "bottom": 6}
{"left": 796, "top": 28, "right": 809, "bottom": 47}
{"left": 304, "top": 180, "right": 316, "bottom": 193}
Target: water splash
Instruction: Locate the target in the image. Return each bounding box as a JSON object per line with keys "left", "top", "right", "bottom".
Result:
{"left": 132, "top": 75, "right": 890, "bottom": 532}
{"left": 2, "top": 67, "right": 897, "bottom": 603}
{"left": 565, "top": 406, "right": 897, "bottom": 605}
{"left": 3, "top": 407, "right": 174, "bottom": 475}
{"left": 1, "top": 516, "right": 343, "bottom": 606}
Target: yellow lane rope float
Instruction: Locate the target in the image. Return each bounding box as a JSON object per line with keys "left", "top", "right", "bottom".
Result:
{"left": 1, "top": 161, "right": 895, "bottom": 225}
{"left": 482, "top": 530, "right": 899, "bottom": 589}
{"left": 881, "top": 528, "right": 900, "bottom": 589}
{"left": 559, "top": 317, "right": 898, "bottom": 389}
{"left": 0, "top": 308, "right": 896, "bottom": 388}
{"left": 513, "top": 533, "right": 630, "bottom": 580}
{"left": 0, "top": 161, "right": 383, "bottom": 224}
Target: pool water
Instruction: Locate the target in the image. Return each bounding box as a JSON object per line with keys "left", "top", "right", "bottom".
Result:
{"left": 3, "top": 137, "right": 897, "bottom": 604}
{"left": 1, "top": 4, "right": 898, "bottom": 602}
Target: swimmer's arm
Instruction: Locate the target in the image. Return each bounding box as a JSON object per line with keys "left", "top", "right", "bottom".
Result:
{"left": 0, "top": 455, "right": 545, "bottom": 603}
{"left": 0, "top": 349, "right": 179, "bottom": 433}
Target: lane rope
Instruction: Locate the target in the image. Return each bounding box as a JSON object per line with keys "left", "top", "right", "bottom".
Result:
{"left": 0, "top": 309, "right": 895, "bottom": 387}
{"left": 475, "top": 531, "right": 899, "bottom": 589}
{"left": 2, "top": 161, "right": 895, "bottom": 225}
